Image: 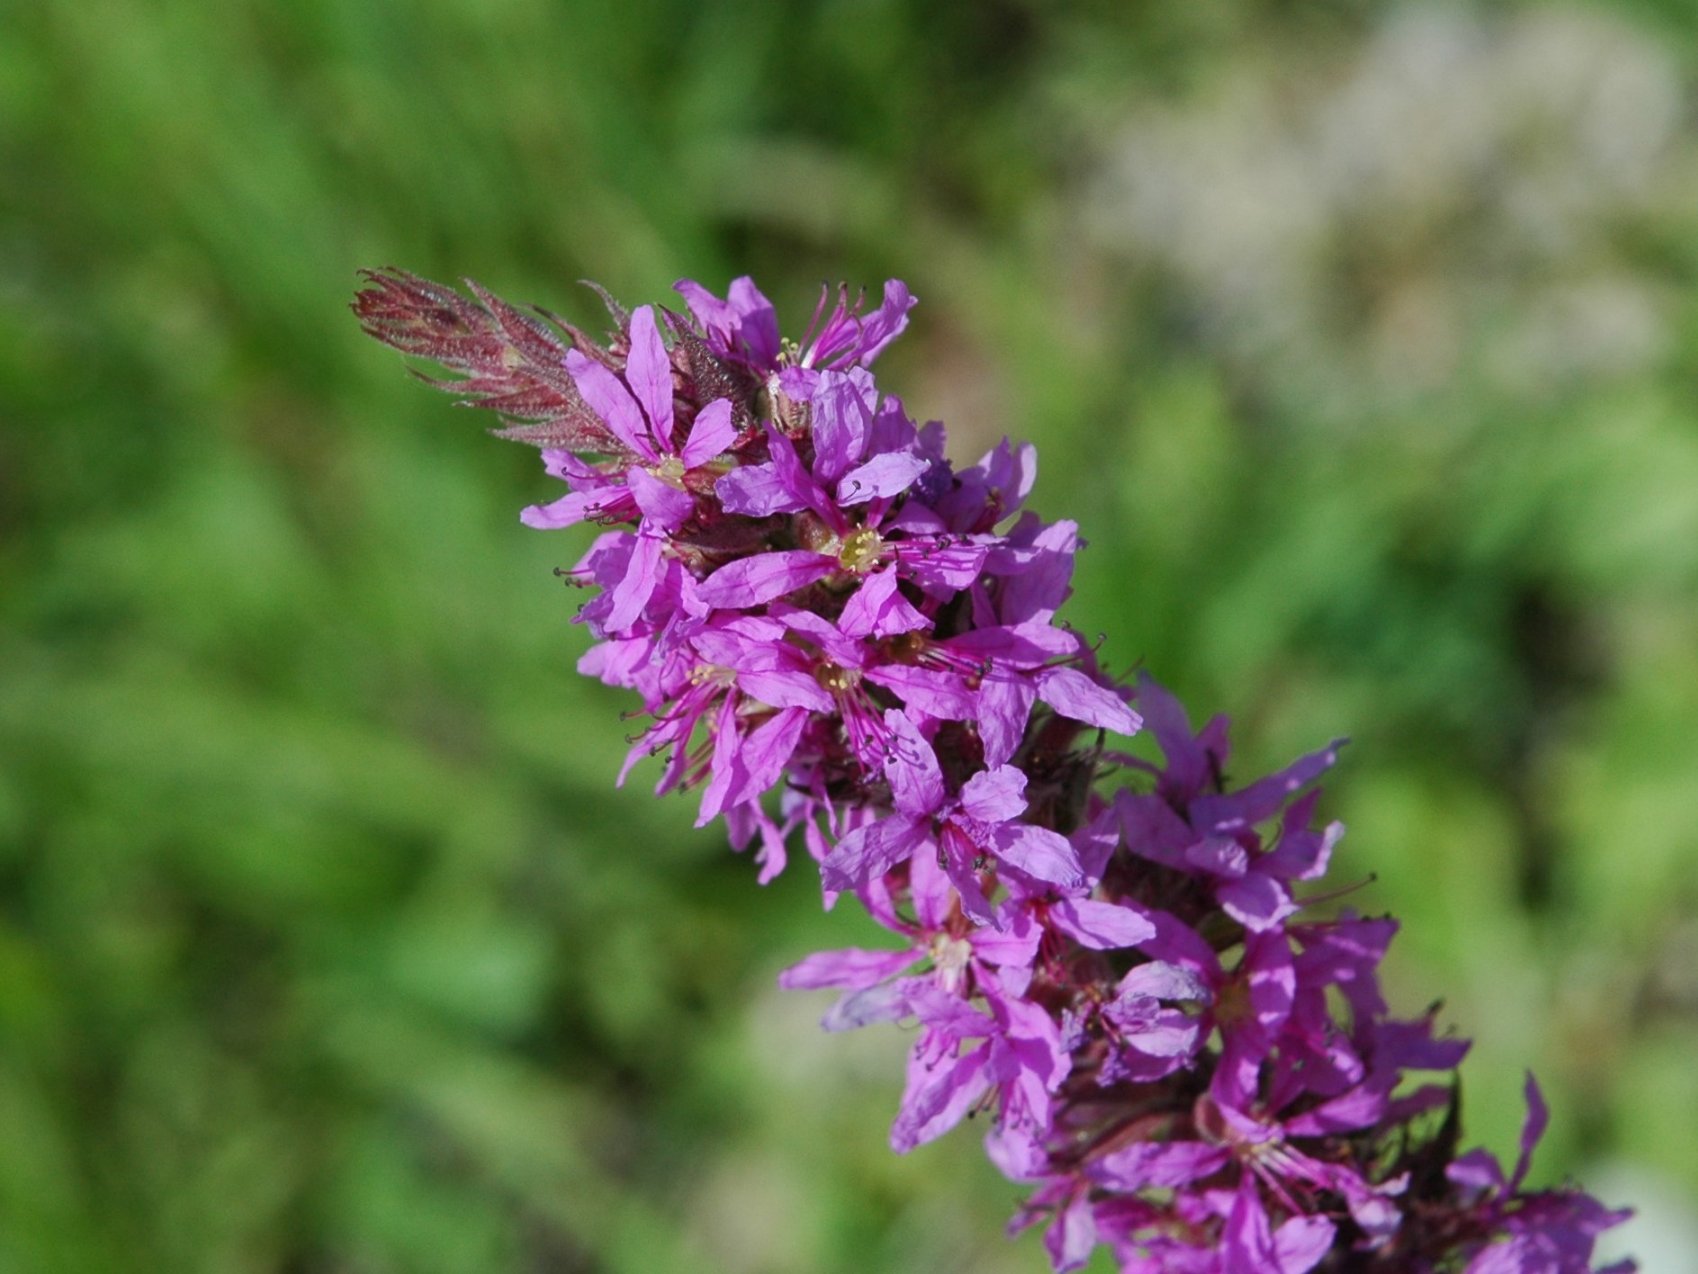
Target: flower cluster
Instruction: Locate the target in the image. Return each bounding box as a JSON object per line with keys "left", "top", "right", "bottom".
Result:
{"left": 355, "top": 269, "right": 1632, "bottom": 1271}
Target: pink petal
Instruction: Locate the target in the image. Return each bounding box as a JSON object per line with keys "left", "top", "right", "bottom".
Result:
{"left": 728, "top": 707, "right": 808, "bottom": 809}
{"left": 1224, "top": 1176, "right": 1277, "bottom": 1274}
{"left": 603, "top": 530, "right": 663, "bottom": 633}
{"left": 1245, "top": 931, "right": 1296, "bottom": 1030}
{"left": 624, "top": 306, "right": 675, "bottom": 451}
{"left": 890, "top": 1040, "right": 990, "bottom": 1152}
{"left": 520, "top": 487, "right": 612, "bottom": 529}
{"left": 969, "top": 907, "right": 1041, "bottom": 968}
{"left": 1284, "top": 1082, "right": 1389, "bottom": 1137}
{"left": 726, "top": 276, "right": 780, "bottom": 362}
{"left": 1044, "top": 1192, "right": 1098, "bottom": 1273}
{"left": 838, "top": 567, "right": 930, "bottom": 638}
{"left": 881, "top": 710, "right": 947, "bottom": 816}
{"left": 697, "top": 550, "right": 836, "bottom": 608}
{"left": 716, "top": 461, "right": 801, "bottom": 517}
{"left": 1090, "top": 1141, "right": 1229, "bottom": 1191}
{"left": 565, "top": 349, "right": 652, "bottom": 459}
{"left": 991, "top": 824, "right": 1085, "bottom": 889}
{"left": 679, "top": 398, "right": 737, "bottom": 468}
{"left": 945, "top": 622, "right": 1078, "bottom": 667}
{"left": 837, "top": 451, "right": 927, "bottom": 504}
{"left": 1117, "top": 960, "right": 1210, "bottom": 1003}
{"left": 855, "top": 279, "right": 916, "bottom": 365}
{"left": 778, "top": 947, "right": 917, "bottom": 990}
{"left": 819, "top": 816, "right": 928, "bottom": 892}
{"left": 908, "top": 847, "right": 956, "bottom": 930}
{"left": 1217, "top": 873, "right": 1296, "bottom": 933}
{"left": 1037, "top": 666, "right": 1142, "bottom": 736}
{"left": 810, "top": 370, "right": 872, "bottom": 484}
{"left": 865, "top": 664, "right": 977, "bottom": 721}
{"left": 960, "top": 766, "right": 1028, "bottom": 823}
{"left": 1511, "top": 1072, "right": 1549, "bottom": 1192}
{"left": 1192, "top": 739, "right": 1346, "bottom": 830}
{"left": 1273, "top": 1215, "right": 1335, "bottom": 1274}
{"left": 1050, "top": 898, "right": 1156, "bottom": 950}
{"left": 977, "top": 676, "right": 1035, "bottom": 768}
{"left": 625, "top": 467, "right": 694, "bottom": 532}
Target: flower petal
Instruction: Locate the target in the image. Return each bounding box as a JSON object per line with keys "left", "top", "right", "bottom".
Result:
{"left": 674, "top": 275, "right": 779, "bottom": 365}
{"left": 778, "top": 946, "right": 917, "bottom": 990}
{"left": 1192, "top": 739, "right": 1347, "bottom": 830}
{"left": 1037, "top": 666, "right": 1142, "bottom": 736}
{"left": 991, "top": 824, "right": 1085, "bottom": 890}
{"left": 624, "top": 305, "right": 674, "bottom": 451}
{"left": 855, "top": 279, "right": 916, "bottom": 366}
{"left": 679, "top": 398, "right": 737, "bottom": 469}
{"left": 1274, "top": 1215, "right": 1335, "bottom": 1274}
{"left": 727, "top": 707, "right": 809, "bottom": 811}
{"left": 1217, "top": 872, "right": 1296, "bottom": 933}
{"left": 565, "top": 349, "right": 652, "bottom": 459}
{"left": 819, "top": 815, "right": 928, "bottom": 892}
{"left": 977, "top": 676, "right": 1036, "bottom": 769}
{"left": 1117, "top": 960, "right": 1210, "bottom": 1003}
{"left": 1044, "top": 1192, "right": 1097, "bottom": 1274}
{"left": 1511, "top": 1072, "right": 1549, "bottom": 1193}
{"left": 960, "top": 766, "right": 1028, "bottom": 823}
{"left": 890, "top": 1038, "right": 990, "bottom": 1152}
{"left": 626, "top": 468, "right": 694, "bottom": 532}
{"left": 716, "top": 462, "right": 805, "bottom": 516}
{"left": 839, "top": 566, "right": 930, "bottom": 639}
{"left": 881, "top": 710, "right": 947, "bottom": 816}
{"left": 1090, "top": 1141, "right": 1229, "bottom": 1191}
{"left": 697, "top": 550, "right": 836, "bottom": 609}
{"left": 837, "top": 451, "right": 928, "bottom": 504}
{"left": 603, "top": 530, "right": 663, "bottom": 633}
{"left": 810, "top": 370, "right": 872, "bottom": 484}
{"left": 1049, "top": 898, "right": 1156, "bottom": 950}
{"left": 521, "top": 486, "right": 619, "bottom": 529}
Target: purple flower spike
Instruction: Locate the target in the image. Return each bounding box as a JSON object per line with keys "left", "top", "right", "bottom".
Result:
{"left": 357, "top": 267, "right": 1636, "bottom": 1274}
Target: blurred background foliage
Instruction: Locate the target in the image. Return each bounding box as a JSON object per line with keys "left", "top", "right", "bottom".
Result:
{"left": 4, "top": 0, "right": 1698, "bottom": 1270}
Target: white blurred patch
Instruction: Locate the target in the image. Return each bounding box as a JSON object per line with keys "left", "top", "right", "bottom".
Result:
{"left": 1087, "top": 7, "right": 1686, "bottom": 418}
{"left": 686, "top": 1151, "right": 817, "bottom": 1273}
{"left": 1589, "top": 1162, "right": 1698, "bottom": 1273}
{"left": 747, "top": 977, "right": 914, "bottom": 1089}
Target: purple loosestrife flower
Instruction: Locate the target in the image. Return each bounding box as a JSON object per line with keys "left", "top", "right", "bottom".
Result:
{"left": 355, "top": 267, "right": 1635, "bottom": 1273}
{"left": 819, "top": 708, "right": 1087, "bottom": 921}
{"left": 520, "top": 307, "right": 739, "bottom": 534}
{"left": 702, "top": 372, "right": 981, "bottom": 614}
{"left": 675, "top": 275, "right": 915, "bottom": 383}
{"left": 1116, "top": 674, "right": 1345, "bottom": 933}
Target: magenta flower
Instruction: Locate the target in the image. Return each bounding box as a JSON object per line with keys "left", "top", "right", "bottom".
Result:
{"left": 820, "top": 708, "right": 1087, "bottom": 921}
{"left": 1117, "top": 675, "right": 1344, "bottom": 931}
{"left": 701, "top": 392, "right": 981, "bottom": 613}
{"left": 674, "top": 275, "right": 915, "bottom": 378}
{"left": 521, "top": 307, "right": 737, "bottom": 533}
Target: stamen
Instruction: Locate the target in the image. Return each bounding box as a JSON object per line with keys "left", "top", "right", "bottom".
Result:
{"left": 651, "top": 454, "right": 687, "bottom": 487}
{"left": 814, "top": 661, "right": 860, "bottom": 694}
{"left": 838, "top": 527, "right": 885, "bottom": 573}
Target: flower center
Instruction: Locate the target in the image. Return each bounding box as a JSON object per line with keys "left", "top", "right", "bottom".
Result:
{"left": 814, "top": 661, "right": 859, "bottom": 694}
{"left": 838, "top": 527, "right": 884, "bottom": 573}
{"left": 651, "top": 455, "right": 687, "bottom": 488}
{"left": 1214, "top": 977, "right": 1252, "bottom": 1029}
{"left": 883, "top": 631, "right": 927, "bottom": 661}
{"left": 930, "top": 934, "right": 973, "bottom": 992}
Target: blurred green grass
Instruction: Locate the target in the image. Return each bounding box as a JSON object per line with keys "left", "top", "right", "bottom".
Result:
{"left": 5, "top": 1, "right": 1698, "bottom": 1269}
